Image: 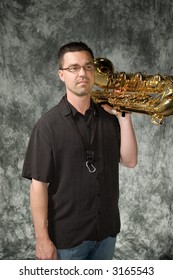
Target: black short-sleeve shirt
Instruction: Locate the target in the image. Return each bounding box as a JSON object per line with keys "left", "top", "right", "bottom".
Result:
{"left": 22, "top": 95, "right": 121, "bottom": 249}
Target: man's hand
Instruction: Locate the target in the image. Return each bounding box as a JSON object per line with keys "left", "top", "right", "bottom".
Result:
{"left": 36, "top": 238, "right": 57, "bottom": 260}
{"left": 101, "top": 104, "right": 119, "bottom": 116}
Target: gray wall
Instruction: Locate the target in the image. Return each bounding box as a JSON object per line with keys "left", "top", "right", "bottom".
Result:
{"left": 0, "top": 0, "right": 172, "bottom": 259}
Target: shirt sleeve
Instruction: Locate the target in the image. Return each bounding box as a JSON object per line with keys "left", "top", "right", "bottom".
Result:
{"left": 22, "top": 120, "right": 54, "bottom": 183}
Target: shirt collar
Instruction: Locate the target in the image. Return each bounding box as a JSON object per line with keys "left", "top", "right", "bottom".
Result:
{"left": 64, "top": 94, "right": 98, "bottom": 117}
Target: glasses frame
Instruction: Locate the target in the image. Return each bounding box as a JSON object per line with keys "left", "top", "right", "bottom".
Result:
{"left": 59, "top": 63, "right": 95, "bottom": 74}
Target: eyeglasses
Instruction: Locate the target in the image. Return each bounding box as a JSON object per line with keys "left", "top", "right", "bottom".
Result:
{"left": 60, "top": 63, "right": 95, "bottom": 74}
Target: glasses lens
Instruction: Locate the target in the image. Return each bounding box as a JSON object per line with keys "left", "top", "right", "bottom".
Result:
{"left": 85, "top": 64, "right": 94, "bottom": 71}
{"left": 69, "top": 66, "right": 81, "bottom": 73}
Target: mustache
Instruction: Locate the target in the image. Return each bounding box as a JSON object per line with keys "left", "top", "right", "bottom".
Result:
{"left": 77, "top": 77, "right": 89, "bottom": 83}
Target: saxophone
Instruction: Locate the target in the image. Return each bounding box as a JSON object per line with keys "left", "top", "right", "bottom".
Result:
{"left": 91, "top": 58, "right": 173, "bottom": 124}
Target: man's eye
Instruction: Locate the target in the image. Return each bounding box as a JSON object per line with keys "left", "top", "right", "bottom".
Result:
{"left": 86, "top": 64, "right": 94, "bottom": 70}
{"left": 86, "top": 65, "right": 92, "bottom": 70}
{"left": 69, "top": 66, "right": 79, "bottom": 72}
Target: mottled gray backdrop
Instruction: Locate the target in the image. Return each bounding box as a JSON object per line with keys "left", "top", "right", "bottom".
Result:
{"left": 0, "top": 0, "right": 173, "bottom": 259}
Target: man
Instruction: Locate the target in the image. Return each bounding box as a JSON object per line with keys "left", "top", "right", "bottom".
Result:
{"left": 22, "top": 41, "right": 138, "bottom": 260}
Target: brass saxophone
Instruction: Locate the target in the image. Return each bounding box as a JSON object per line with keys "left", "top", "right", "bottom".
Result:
{"left": 91, "top": 58, "right": 173, "bottom": 124}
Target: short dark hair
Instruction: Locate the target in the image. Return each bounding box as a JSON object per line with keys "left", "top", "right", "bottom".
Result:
{"left": 58, "top": 41, "right": 94, "bottom": 68}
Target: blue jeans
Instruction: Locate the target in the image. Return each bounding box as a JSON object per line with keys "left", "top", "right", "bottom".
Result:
{"left": 57, "top": 236, "right": 116, "bottom": 260}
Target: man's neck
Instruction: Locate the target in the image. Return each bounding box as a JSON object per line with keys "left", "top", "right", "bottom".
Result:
{"left": 67, "top": 94, "right": 90, "bottom": 115}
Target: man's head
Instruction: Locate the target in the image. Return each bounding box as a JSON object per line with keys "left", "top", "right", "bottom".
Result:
{"left": 58, "top": 42, "right": 95, "bottom": 98}
{"left": 58, "top": 41, "right": 94, "bottom": 69}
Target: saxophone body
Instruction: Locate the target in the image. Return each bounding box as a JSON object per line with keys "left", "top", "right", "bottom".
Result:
{"left": 91, "top": 58, "right": 173, "bottom": 124}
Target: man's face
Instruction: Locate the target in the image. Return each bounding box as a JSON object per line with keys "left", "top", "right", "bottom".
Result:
{"left": 58, "top": 51, "right": 95, "bottom": 97}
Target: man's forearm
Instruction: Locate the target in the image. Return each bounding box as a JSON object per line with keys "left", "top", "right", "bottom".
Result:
{"left": 30, "top": 179, "right": 49, "bottom": 240}
{"left": 30, "top": 179, "right": 57, "bottom": 259}
{"left": 101, "top": 104, "right": 138, "bottom": 168}
{"left": 118, "top": 114, "right": 138, "bottom": 168}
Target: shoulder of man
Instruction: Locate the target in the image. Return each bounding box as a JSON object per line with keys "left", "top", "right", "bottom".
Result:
{"left": 35, "top": 95, "right": 67, "bottom": 126}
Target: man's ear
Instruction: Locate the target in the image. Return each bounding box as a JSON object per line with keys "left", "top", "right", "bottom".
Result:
{"left": 58, "top": 70, "right": 64, "bottom": 82}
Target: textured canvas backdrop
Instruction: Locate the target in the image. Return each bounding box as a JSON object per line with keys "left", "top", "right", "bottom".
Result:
{"left": 0, "top": 0, "right": 172, "bottom": 259}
